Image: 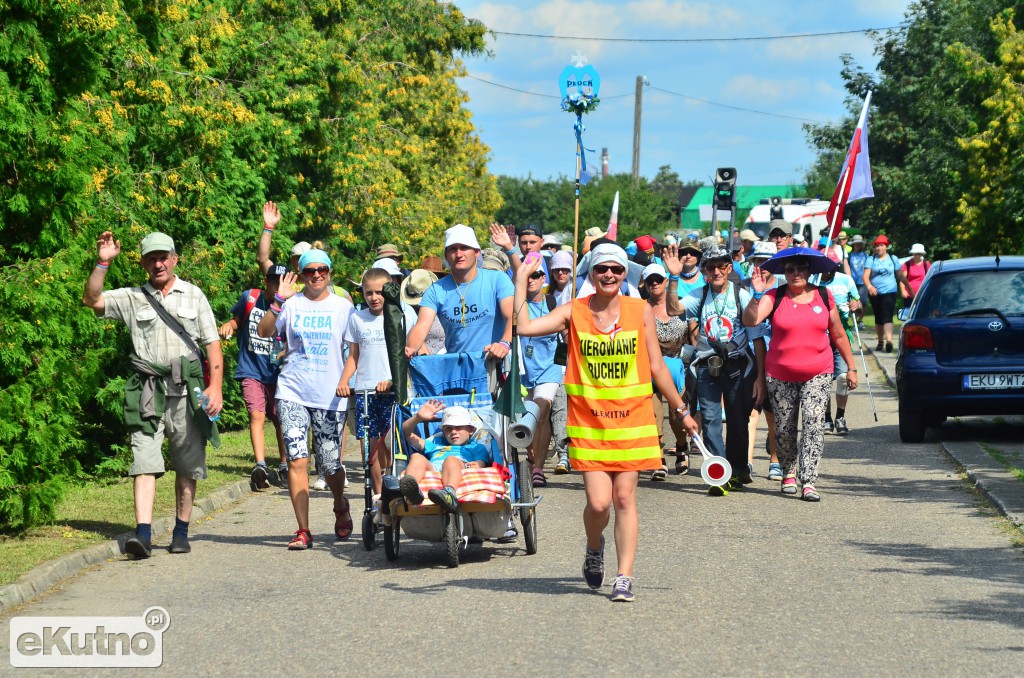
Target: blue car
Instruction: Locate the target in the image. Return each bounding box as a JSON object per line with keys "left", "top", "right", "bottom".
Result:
{"left": 896, "top": 255, "right": 1024, "bottom": 442}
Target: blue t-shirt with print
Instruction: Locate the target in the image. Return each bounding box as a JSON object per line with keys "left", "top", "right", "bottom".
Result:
{"left": 683, "top": 281, "right": 764, "bottom": 356}
{"left": 422, "top": 437, "right": 493, "bottom": 466}
{"left": 421, "top": 268, "right": 514, "bottom": 354}
{"left": 848, "top": 250, "right": 868, "bottom": 283}
{"left": 521, "top": 299, "right": 561, "bottom": 388}
{"left": 866, "top": 254, "right": 900, "bottom": 294}
{"left": 676, "top": 272, "right": 706, "bottom": 298}
{"left": 229, "top": 289, "right": 280, "bottom": 384}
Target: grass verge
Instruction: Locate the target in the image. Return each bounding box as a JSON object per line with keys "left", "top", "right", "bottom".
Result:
{"left": 979, "top": 443, "right": 1024, "bottom": 486}
{"left": 0, "top": 429, "right": 259, "bottom": 586}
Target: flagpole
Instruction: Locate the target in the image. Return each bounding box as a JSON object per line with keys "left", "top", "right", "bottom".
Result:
{"left": 572, "top": 116, "right": 582, "bottom": 300}
{"left": 851, "top": 317, "right": 879, "bottom": 422}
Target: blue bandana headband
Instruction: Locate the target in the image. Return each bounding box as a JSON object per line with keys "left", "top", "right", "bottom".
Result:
{"left": 298, "top": 249, "right": 332, "bottom": 271}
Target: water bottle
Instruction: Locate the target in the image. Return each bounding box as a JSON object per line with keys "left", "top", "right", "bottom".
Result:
{"left": 193, "top": 387, "right": 220, "bottom": 421}
{"left": 270, "top": 336, "right": 285, "bottom": 367}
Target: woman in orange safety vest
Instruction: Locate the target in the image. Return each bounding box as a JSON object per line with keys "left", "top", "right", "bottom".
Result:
{"left": 513, "top": 243, "right": 698, "bottom": 603}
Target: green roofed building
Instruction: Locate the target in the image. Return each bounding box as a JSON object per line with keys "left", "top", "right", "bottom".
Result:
{"left": 680, "top": 184, "right": 806, "bottom": 232}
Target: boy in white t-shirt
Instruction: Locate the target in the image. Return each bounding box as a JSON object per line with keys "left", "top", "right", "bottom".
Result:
{"left": 340, "top": 268, "right": 416, "bottom": 497}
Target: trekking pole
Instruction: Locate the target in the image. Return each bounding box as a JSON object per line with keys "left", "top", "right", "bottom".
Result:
{"left": 851, "top": 317, "right": 879, "bottom": 422}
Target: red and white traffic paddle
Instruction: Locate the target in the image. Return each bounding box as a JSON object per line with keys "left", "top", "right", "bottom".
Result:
{"left": 691, "top": 434, "right": 731, "bottom": 487}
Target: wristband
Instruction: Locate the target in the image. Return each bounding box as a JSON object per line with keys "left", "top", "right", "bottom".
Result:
{"left": 504, "top": 249, "right": 516, "bottom": 257}
{"left": 669, "top": 274, "right": 680, "bottom": 281}
{"left": 498, "top": 340, "right": 511, "bottom": 349}
{"left": 752, "top": 290, "right": 765, "bottom": 300}
{"left": 273, "top": 293, "right": 286, "bottom": 304}
{"left": 675, "top": 406, "right": 689, "bottom": 417}
{"left": 96, "top": 261, "right": 110, "bottom": 269}
{"left": 268, "top": 304, "right": 282, "bottom": 315}
{"left": 263, "top": 227, "right": 275, "bottom": 234}
{"left": 847, "top": 368, "right": 857, "bottom": 373}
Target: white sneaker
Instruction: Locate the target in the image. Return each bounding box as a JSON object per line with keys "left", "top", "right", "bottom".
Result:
{"left": 313, "top": 475, "right": 327, "bottom": 491}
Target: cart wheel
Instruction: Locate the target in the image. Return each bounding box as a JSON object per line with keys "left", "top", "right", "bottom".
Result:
{"left": 384, "top": 521, "right": 400, "bottom": 562}
{"left": 517, "top": 459, "right": 538, "bottom": 555}
{"left": 444, "top": 514, "right": 460, "bottom": 568}
{"left": 361, "top": 511, "right": 376, "bottom": 551}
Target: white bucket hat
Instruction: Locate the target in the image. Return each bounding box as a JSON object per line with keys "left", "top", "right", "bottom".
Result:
{"left": 441, "top": 406, "right": 476, "bottom": 430}
{"left": 400, "top": 269, "right": 437, "bottom": 306}
{"left": 909, "top": 243, "right": 926, "bottom": 255}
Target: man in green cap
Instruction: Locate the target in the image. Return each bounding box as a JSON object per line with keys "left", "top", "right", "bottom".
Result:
{"left": 83, "top": 231, "right": 223, "bottom": 559}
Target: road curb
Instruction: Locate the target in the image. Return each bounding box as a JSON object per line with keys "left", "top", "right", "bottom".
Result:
{"left": 867, "top": 347, "right": 1024, "bottom": 532}
{"left": 940, "top": 441, "right": 1024, "bottom": 530}
{"left": 0, "top": 478, "right": 256, "bottom": 615}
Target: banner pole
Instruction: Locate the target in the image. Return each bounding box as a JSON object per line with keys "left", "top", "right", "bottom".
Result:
{"left": 572, "top": 118, "right": 582, "bottom": 300}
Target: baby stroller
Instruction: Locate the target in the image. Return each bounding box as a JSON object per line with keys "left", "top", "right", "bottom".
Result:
{"left": 381, "top": 352, "right": 540, "bottom": 567}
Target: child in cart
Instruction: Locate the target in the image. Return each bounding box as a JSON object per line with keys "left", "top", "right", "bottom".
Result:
{"left": 399, "top": 402, "right": 493, "bottom": 513}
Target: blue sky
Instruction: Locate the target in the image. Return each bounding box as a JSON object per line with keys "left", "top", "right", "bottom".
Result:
{"left": 454, "top": 0, "right": 912, "bottom": 187}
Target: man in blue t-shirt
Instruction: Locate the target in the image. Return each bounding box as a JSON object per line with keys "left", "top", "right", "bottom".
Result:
{"left": 219, "top": 264, "right": 288, "bottom": 490}
{"left": 406, "top": 224, "right": 513, "bottom": 360}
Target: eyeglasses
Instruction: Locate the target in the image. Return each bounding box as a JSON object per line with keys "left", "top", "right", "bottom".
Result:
{"left": 645, "top": 276, "right": 666, "bottom": 286}
{"left": 783, "top": 263, "right": 811, "bottom": 274}
{"left": 551, "top": 268, "right": 571, "bottom": 275}
{"left": 302, "top": 266, "right": 330, "bottom": 277}
{"left": 593, "top": 264, "right": 625, "bottom": 275}
{"left": 528, "top": 272, "right": 545, "bottom": 280}
{"left": 704, "top": 263, "right": 732, "bottom": 272}
{"left": 769, "top": 232, "right": 790, "bottom": 240}
{"left": 680, "top": 250, "right": 699, "bottom": 257}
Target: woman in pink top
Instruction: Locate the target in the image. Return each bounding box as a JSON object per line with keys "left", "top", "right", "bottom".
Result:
{"left": 742, "top": 248, "right": 858, "bottom": 502}
{"left": 902, "top": 243, "right": 930, "bottom": 300}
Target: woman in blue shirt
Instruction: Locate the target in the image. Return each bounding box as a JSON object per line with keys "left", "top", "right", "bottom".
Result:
{"left": 861, "top": 235, "right": 910, "bottom": 353}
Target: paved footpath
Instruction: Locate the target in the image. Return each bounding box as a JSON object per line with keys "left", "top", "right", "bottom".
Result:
{"left": 3, "top": 359, "right": 1023, "bottom": 676}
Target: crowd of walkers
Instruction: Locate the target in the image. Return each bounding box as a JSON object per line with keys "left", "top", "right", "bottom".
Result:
{"left": 86, "top": 206, "right": 916, "bottom": 601}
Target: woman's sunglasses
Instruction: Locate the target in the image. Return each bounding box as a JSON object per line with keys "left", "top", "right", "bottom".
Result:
{"left": 593, "top": 264, "right": 625, "bottom": 275}
{"left": 783, "top": 263, "right": 810, "bottom": 274}
{"left": 645, "top": 276, "right": 666, "bottom": 286}
{"left": 302, "top": 266, "right": 330, "bottom": 276}
{"left": 528, "top": 272, "right": 545, "bottom": 280}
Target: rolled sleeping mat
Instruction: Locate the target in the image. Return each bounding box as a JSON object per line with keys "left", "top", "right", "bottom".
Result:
{"left": 508, "top": 400, "right": 541, "bottom": 448}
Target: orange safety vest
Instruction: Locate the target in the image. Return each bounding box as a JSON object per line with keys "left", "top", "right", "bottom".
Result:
{"left": 565, "top": 296, "right": 660, "bottom": 472}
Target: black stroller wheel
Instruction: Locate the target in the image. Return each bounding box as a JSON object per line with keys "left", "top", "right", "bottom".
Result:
{"left": 384, "top": 520, "right": 400, "bottom": 561}
{"left": 517, "top": 459, "right": 538, "bottom": 555}
{"left": 444, "top": 514, "right": 460, "bottom": 568}
{"left": 361, "top": 511, "right": 376, "bottom": 551}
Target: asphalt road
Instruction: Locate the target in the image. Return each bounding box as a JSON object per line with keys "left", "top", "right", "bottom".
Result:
{"left": 3, "top": 360, "right": 1023, "bottom": 676}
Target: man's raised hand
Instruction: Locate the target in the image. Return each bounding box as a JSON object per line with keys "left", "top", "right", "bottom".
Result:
{"left": 97, "top": 231, "right": 121, "bottom": 264}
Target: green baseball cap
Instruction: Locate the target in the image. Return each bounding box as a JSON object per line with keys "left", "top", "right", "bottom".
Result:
{"left": 140, "top": 232, "right": 176, "bottom": 256}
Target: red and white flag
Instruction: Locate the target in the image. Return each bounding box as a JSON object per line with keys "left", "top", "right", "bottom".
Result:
{"left": 606, "top": 191, "right": 620, "bottom": 240}
{"left": 824, "top": 91, "right": 874, "bottom": 241}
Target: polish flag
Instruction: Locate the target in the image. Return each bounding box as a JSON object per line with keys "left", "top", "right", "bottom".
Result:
{"left": 606, "top": 191, "right": 620, "bottom": 240}
{"left": 824, "top": 92, "right": 874, "bottom": 241}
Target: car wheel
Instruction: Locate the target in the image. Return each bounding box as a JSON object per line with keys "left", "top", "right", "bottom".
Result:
{"left": 899, "top": 400, "right": 927, "bottom": 443}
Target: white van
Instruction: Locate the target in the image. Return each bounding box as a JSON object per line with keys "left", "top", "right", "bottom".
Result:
{"left": 745, "top": 198, "right": 830, "bottom": 243}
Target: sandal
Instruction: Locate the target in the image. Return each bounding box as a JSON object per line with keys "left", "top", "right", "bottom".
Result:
{"left": 781, "top": 476, "right": 798, "bottom": 495}
{"left": 675, "top": 452, "right": 689, "bottom": 475}
{"left": 532, "top": 468, "right": 547, "bottom": 488}
{"left": 288, "top": 529, "right": 312, "bottom": 550}
{"left": 651, "top": 459, "right": 668, "bottom": 482}
{"left": 801, "top": 485, "right": 821, "bottom": 502}
{"left": 334, "top": 496, "right": 353, "bottom": 540}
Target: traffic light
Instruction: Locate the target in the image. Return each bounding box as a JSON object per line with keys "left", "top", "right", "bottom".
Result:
{"left": 770, "top": 196, "right": 783, "bottom": 220}
{"left": 714, "top": 167, "right": 736, "bottom": 210}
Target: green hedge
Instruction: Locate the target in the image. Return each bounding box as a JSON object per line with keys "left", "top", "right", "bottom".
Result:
{"left": 0, "top": 0, "right": 500, "bottom": 530}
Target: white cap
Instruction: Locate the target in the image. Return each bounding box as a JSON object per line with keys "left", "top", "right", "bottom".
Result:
{"left": 444, "top": 224, "right": 481, "bottom": 251}
{"left": 542, "top": 234, "right": 562, "bottom": 247}
{"left": 910, "top": 243, "right": 926, "bottom": 255}
{"left": 372, "top": 257, "right": 402, "bottom": 276}
{"left": 441, "top": 406, "right": 476, "bottom": 430}
{"left": 290, "top": 241, "right": 312, "bottom": 257}
{"left": 590, "top": 243, "right": 628, "bottom": 269}
{"left": 642, "top": 263, "right": 668, "bottom": 280}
